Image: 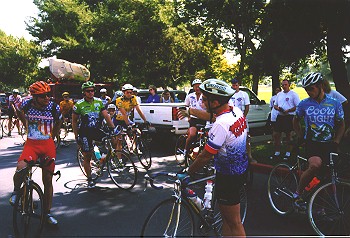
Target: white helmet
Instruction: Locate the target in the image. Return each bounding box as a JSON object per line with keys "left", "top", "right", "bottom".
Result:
{"left": 199, "top": 78, "right": 235, "bottom": 98}
{"left": 100, "top": 88, "right": 107, "bottom": 93}
{"left": 12, "top": 89, "right": 19, "bottom": 93}
{"left": 107, "top": 104, "right": 116, "bottom": 110}
{"left": 122, "top": 83, "right": 134, "bottom": 91}
{"left": 301, "top": 72, "right": 323, "bottom": 88}
{"left": 133, "top": 87, "right": 139, "bottom": 92}
{"left": 192, "top": 79, "right": 202, "bottom": 86}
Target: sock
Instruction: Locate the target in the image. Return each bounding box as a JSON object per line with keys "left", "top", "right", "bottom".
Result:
{"left": 285, "top": 152, "right": 291, "bottom": 157}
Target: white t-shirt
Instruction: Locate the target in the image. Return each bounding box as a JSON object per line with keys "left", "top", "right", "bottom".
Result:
{"left": 228, "top": 90, "right": 250, "bottom": 114}
{"left": 269, "top": 95, "right": 279, "bottom": 122}
{"left": 328, "top": 90, "right": 347, "bottom": 104}
{"left": 185, "top": 92, "right": 205, "bottom": 118}
{"left": 274, "top": 90, "right": 300, "bottom": 116}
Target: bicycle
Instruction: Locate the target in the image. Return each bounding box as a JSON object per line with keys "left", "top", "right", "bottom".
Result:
{"left": 175, "top": 124, "right": 210, "bottom": 168}
{"left": 267, "top": 144, "right": 350, "bottom": 236}
{"left": 141, "top": 171, "right": 247, "bottom": 237}
{"left": 76, "top": 128, "right": 138, "bottom": 190}
{"left": 119, "top": 124, "right": 152, "bottom": 170}
{"left": 12, "top": 158, "right": 61, "bottom": 238}
{"left": 2, "top": 115, "right": 25, "bottom": 137}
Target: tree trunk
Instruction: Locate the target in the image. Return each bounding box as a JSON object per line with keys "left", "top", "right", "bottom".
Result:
{"left": 327, "top": 28, "right": 350, "bottom": 125}
{"left": 271, "top": 64, "right": 280, "bottom": 96}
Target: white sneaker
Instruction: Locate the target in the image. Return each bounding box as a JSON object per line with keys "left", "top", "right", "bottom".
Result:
{"left": 47, "top": 214, "right": 58, "bottom": 225}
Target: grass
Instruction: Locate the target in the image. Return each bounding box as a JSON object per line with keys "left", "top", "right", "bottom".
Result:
{"left": 257, "top": 85, "right": 309, "bottom": 103}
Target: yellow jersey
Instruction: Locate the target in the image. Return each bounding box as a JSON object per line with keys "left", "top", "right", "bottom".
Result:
{"left": 115, "top": 96, "right": 138, "bottom": 120}
{"left": 59, "top": 99, "right": 74, "bottom": 115}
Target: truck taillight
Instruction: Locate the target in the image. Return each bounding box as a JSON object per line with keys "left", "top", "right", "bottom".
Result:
{"left": 172, "top": 107, "right": 179, "bottom": 121}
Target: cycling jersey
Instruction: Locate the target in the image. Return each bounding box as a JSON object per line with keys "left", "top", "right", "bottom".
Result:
{"left": 100, "top": 96, "right": 111, "bottom": 106}
{"left": 73, "top": 97, "right": 105, "bottom": 129}
{"left": 115, "top": 96, "right": 138, "bottom": 121}
{"left": 185, "top": 92, "right": 206, "bottom": 119}
{"left": 296, "top": 94, "right": 344, "bottom": 142}
{"left": 205, "top": 106, "right": 248, "bottom": 175}
{"left": 59, "top": 99, "right": 74, "bottom": 116}
{"left": 20, "top": 99, "right": 61, "bottom": 140}
{"left": 9, "top": 94, "right": 22, "bottom": 109}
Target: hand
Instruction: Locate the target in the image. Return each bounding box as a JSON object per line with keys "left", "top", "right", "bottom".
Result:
{"left": 177, "top": 170, "right": 191, "bottom": 185}
{"left": 177, "top": 109, "right": 189, "bottom": 120}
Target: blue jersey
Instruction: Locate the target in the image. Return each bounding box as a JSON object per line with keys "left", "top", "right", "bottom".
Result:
{"left": 296, "top": 94, "right": 344, "bottom": 142}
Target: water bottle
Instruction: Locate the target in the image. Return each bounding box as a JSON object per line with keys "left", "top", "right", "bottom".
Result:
{"left": 185, "top": 188, "right": 204, "bottom": 211}
{"left": 203, "top": 180, "right": 213, "bottom": 209}
{"left": 94, "top": 145, "right": 102, "bottom": 160}
{"left": 305, "top": 177, "right": 320, "bottom": 191}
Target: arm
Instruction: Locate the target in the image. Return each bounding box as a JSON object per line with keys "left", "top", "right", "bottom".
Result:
{"left": 52, "top": 117, "right": 62, "bottom": 139}
{"left": 135, "top": 105, "right": 148, "bottom": 123}
{"left": 333, "top": 120, "right": 345, "bottom": 144}
{"left": 243, "top": 105, "right": 249, "bottom": 117}
{"left": 72, "top": 113, "right": 79, "bottom": 139}
{"left": 188, "top": 149, "right": 214, "bottom": 175}
{"left": 101, "top": 109, "right": 115, "bottom": 128}
{"left": 293, "top": 115, "right": 303, "bottom": 139}
{"left": 119, "top": 107, "right": 131, "bottom": 125}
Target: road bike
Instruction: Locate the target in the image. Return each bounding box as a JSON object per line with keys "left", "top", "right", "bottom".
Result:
{"left": 12, "top": 158, "right": 61, "bottom": 238}
{"left": 267, "top": 145, "right": 350, "bottom": 236}
{"left": 119, "top": 124, "right": 152, "bottom": 170}
{"left": 2, "top": 115, "right": 25, "bottom": 137}
{"left": 76, "top": 128, "right": 138, "bottom": 190}
{"left": 175, "top": 124, "right": 209, "bottom": 168}
{"left": 141, "top": 171, "right": 247, "bottom": 237}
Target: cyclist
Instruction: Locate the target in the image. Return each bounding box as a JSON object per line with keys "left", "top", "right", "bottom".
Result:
{"left": 180, "top": 78, "right": 248, "bottom": 237}
{"left": 100, "top": 88, "right": 111, "bottom": 106}
{"left": 9, "top": 81, "right": 62, "bottom": 225}
{"left": 293, "top": 72, "right": 345, "bottom": 207}
{"left": 183, "top": 79, "right": 206, "bottom": 158}
{"left": 114, "top": 83, "right": 149, "bottom": 151}
{"left": 8, "top": 89, "right": 22, "bottom": 136}
{"left": 72, "top": 81, "right": 116, "bottom": 189}
{"left": 59, "top": 92, "right": 74, "bottom": 123}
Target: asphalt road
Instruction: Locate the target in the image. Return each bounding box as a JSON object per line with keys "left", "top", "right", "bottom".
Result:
{"left": 0, "top": 131, "right": 316, "bottom": 237}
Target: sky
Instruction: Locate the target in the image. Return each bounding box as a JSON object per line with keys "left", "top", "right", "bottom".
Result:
{"left": 0, "top": 0, "right": 38, "bottom": 40}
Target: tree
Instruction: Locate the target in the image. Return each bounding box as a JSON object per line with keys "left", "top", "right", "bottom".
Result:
{"left": 0, "top": 30, "right": 41, "bottom": 90}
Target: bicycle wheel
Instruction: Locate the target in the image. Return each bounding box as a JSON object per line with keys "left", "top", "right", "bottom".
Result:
{"left": 2, "top": 117, "right": 12, "bottom": 136}
{"left": 107, "top": 150, "right": 137, "bottom": 190}
{"left": 141, "top": 198, "right": 194, "bottom": 237}
{"left": 175, "top": 135, "right": 187, "bottom": 167}
{"left": 13, "top": 182, "right": 45, "bottom": 238}
{"left": 267, "top": 163, "right": 298, "bottom": 215}
{"left": 308, "top": 181, "right": 350, "bottom": 236}
{"left": 135, "top": 137, "right": 152, "bottom": 169}
{"left": 76, "top": 148, "right": 100, "bottom": 180}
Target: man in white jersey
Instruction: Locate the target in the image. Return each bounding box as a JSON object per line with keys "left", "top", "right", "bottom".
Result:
{"left": 182, "top": 79, "right": 206, "bottom": 159}
{"left": 8, "top": 89, "right": 22, "bottom": 136}
{"left": 273, "top": 79, "right": 300, "bottom": 160}
{"left": 229, "top": 78, "right": 256, "bottom": 163}
{"left": 179, "top": 78, "right": 248, "bottom": 236}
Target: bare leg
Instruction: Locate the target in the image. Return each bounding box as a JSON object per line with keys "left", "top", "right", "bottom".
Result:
{"left": 185, "top": 127, "right": 197, "bottom": 152}
{"left": 42, "top": 169, "right": 53, "bottom": 214}
{"left": 219, "top": 203, "right": 246, "bottom": 237}
{"left": 297, "top": 156, "right": 322, "bottom": 194}
{"left": 82, "top": 152, "right": 92, "bottom": 178}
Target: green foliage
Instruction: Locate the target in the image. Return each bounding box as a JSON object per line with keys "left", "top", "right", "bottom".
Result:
{"left": 0, "top": 30, "right": 41, "bottom": 90}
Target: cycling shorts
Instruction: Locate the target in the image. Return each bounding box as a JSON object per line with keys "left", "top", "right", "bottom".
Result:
{"left": 78, "top": 127, "right": 106, "bottom": 152}
{"left": 189, "top": 118, "right": 206, "bottom": 128}
{"left": 215, "top": 172, "right": 245, "bottom": 206}
{"left": 8, "top": 107, "right": 17, "bottom": 118}
{"left": 115, "top": 120, "right": 128, "bottom": 129}
{"left": 274, "top": 115, "right": 294, "bottom": 133}
{"left": 305, "top": 140, "right": 334, "bottom": 165}
{"left": 18, "top": 138, "right": 56, "bottom": 172}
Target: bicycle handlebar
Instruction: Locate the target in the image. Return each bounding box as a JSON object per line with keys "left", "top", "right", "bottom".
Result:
{"left": 144, "top": 172, "right": 178, "bottom": 190}
{"left": 22, "top": 157, "right": 61, "bottom": 181}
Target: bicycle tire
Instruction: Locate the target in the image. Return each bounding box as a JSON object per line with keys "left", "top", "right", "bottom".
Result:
{"left": 2, "top": 117, "right": 12, "bottom": 136}
{"left": 13, "top": 182, "right": 45, "bottom": 238}
{"left": 141, "top": 197, "right": 194, "bottom": 237}
{"left": 267, "top": 163, "right": 298, "bottom": 215}
{"left": 135, "top": 137, "right": 152, "bottom": 169}
{"left": 107, "top": 150, "right": 137, "bottom": 190}
{"left": 175, "top": 135, "right": 187, "bottom": 167}
{"left": 76, "top": 148, "right": 100, "bottom": 181}
{"left": 308, "top": 181, "right": 350, "bottom": 236}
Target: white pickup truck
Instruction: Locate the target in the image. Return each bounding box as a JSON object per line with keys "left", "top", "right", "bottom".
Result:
{"left": 133, "top": 87, "right": 271, "bottom": 135}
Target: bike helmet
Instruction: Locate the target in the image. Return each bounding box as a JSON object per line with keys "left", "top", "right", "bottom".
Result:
{"left": 62, "top": 92, "right": 69, "bottom": 96}
{"left": 192, "top": 79, "right": 202, "bottom": 86}
{"left": 100, "top": 88, "right": 107, "bottom": 93}
{"left": 81, "top": 81, "right": 95, "bottom": 91}
{"left": 115, "top": 90, "right": 123, "bottom": 97}
{"left": 29, "top": 81, "right": 51, "bottom": 95}
{"left": 301, "top": 72, "right": 323, "bottom": 88}
{"left": 199, "top": 78, "right": 235, "bottom": 98}
{"left": 12, "top": 89, "right": 19, "bottom": 94}
{"left": 133, "top": 87, "right": 139, "bottom": 92}
{"left": 122, "top": 83, "right": 134, "bottom": 91}
{"left": 107, "top": 104, "right": 117, "bottom": 110}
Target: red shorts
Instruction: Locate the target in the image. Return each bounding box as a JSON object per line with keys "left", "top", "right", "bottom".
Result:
{"left": 19, "top": 138, "right": 56, "bottom": 172}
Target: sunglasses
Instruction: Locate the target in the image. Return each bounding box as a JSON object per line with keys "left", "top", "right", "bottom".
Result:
{"left": 125, "top": 91, "right": 133, "bottom": 94}
{"left": 37, "top": 93, "right": 50, "bottom": 98}
{"left": 85, "top": 89, "right": 95, "bottom": 93}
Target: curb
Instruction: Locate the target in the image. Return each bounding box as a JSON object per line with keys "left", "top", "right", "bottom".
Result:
{"left": 251, "top": 162, "right": 274, "bottom": 175}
